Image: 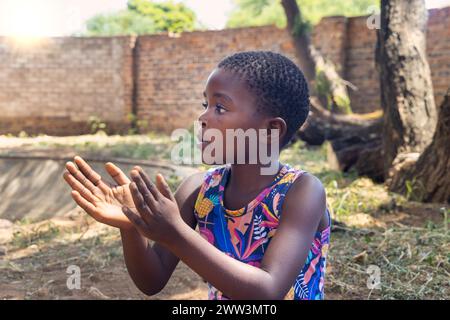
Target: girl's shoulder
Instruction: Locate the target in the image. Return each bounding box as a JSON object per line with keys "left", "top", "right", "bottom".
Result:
{"left": 281, "top": 168, "right": 330, "bottom": 232}
{"left": 283, "top": 167, "right": 326, "bottom": 205}
{"left": 174, "top": 171, "right": 206, "bottom": 207}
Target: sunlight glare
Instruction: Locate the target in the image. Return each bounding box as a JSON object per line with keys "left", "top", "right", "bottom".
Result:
{"left": 2, "top": 0, "right": 54, "bottom": 38}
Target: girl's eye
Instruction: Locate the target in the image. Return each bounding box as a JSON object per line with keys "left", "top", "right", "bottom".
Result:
{"left": 202, "top": 102, "right": 227, "bottom": 114}
{"left": 215, "top": 104, "right": 226, "bottom": 114}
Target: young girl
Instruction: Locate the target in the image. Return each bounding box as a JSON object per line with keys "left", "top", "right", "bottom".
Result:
{"left": 63, "top": 51, "right": 330, "bottom": 300}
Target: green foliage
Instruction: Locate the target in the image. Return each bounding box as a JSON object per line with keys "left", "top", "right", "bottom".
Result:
{"left": 85, "top": 10, "right": 156, "bottom": 36}
{"left": 292, "top": 11, "right": 311, "bottom": 36}
{"left": 136, "top": 119, "right": 149, "bottom": 133}
{"left": 227, "top": 0, "right": 286, "bottom": 28}
{"left": 127, "top": 113, "right": 138, "bottom": 135}
{"left": 227, "top": 0, "right": 380, "bottom": 28}
{"left": 18, "top": 131, "right": 29, "bottom": 138}
{"left": 315, "top": 69, "right": 333, "bottom": 108}
{"left": 405, "top": 178, "right": 426, "bottom": 202}
{"left": 85, "top": 0, "right": 197, "bottom": 36}
{"left": 88, "top": 116, "right": 107, "bottom": 134}
{"left": 127, "top": 113, "right": 149, "bottom": 135}
{"left": 334, "top": 94, "right": 352, "bottom": 114}
{"left": 316, "top": 68, "right": 352, "bottom": 114}
{"left": 440, "top": 207, "right": 449, "bottom": 232}
{"left": 12, "top": 223, "right": 60, "bottom": 249}
{"left": 128, "top": 0, "right": 196, "bottom": 33}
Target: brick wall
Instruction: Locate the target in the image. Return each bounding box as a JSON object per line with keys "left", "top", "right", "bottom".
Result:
{"left": 0, "top": 7, "right": 448, "bottom": 135}
{"left": 427, "top": 7, "right": 450, "bottom": 108}
{"left": 344, "top": 15, "right": 381, "bottom": 114}
{"left": 134, "top": 26, "right": 298, "bottom": 133}
{"left": 0, "top": 36, "right": 135, "bottom": 135}
{"left": 312, "top": 16, "right": 349, "bottom": 76}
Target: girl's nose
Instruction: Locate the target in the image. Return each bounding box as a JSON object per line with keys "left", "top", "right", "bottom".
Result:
{"left": 198, "top": 110, "right": 208, "bottom": 128}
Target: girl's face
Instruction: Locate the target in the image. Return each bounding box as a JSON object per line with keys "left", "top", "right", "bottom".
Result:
{"left": 198, "top": 68, "right": 284, "bottom": 165}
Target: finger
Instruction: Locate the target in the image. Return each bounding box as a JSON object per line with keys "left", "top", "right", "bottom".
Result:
{"left": 71, "top": 190, "right": 101, "bottom": 221}
{"left": 122, "top": 206, "right": 152, "bottom": 237}
{"left": 156, "top": 173, "right": 176, "bottom": 202}
{"left": 63, "top": 171, "right": 96, "bottom": 203}
{"left": 74, "top": 156, "right": 110, "bottom": 193}
{"left": 130, "top": 170, "right": 158, "bottom": 209}
{"left": 105, "top": 162, "right": 130, "bottom": 185}
{"left": 135, "top": 167, "right": 161, "bottom": 200}
{"left": 66, "top": 161, "right": 98, "bottom": 193}
{"left": 129, "top": 182, "right": 154, "bottom": 225}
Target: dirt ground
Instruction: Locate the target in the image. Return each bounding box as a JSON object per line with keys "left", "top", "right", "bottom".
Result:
{"left": 0, "top": 209, "right": 208, "bottom": 300}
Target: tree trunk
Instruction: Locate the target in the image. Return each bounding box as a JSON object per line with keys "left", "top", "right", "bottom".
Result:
{"left": 281, "top": 0, "right": 315, "bottom": 81}
{"left": 388, "top": 89, "right": 450, "bottom": 203}
{"left": 281, "top": 0, "right": 352, "bottom": 113}
{"left": 376, "top": 0, "right": 437, "bottom": 178}
{"left": 283, "top": 0, "right": 385, "bottom": 181}
{"left": 298, "top": 98, "right": 384, "bottom": 181}
{"left": 328, "top": 122, "right": 384, "bottom": 182}
{"left": 299, "top": 97, "right": 381, "bottom": 144}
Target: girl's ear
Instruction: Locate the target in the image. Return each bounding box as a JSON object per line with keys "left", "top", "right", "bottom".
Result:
{"left": 266, "top": 117, "right": 287, "bottom": 145}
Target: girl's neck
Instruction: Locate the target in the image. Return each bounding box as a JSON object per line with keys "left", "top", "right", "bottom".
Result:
{"left": 227, "top": 161, "right": 282, "bottom": 195}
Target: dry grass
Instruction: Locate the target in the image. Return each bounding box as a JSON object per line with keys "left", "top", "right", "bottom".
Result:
{"left": 328, "top": 220, "right": 449, "bottom": 299}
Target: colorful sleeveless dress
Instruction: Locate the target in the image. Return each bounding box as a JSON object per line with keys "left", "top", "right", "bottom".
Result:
{"left": 193, "top": 163, "right": 331, "bottom": 300}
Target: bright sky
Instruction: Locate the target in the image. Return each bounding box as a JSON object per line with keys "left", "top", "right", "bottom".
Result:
{"left": 0, "top": 0, "right": 448, "bottom": 37}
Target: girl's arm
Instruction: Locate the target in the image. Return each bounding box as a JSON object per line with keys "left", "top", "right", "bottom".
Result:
{"left": 63, "top": 156, "right": 203, "bottom": 295}
{"left": 120, "top": 172, "right": 203, "bottom": 295}
{"left": 124, "top": 170, "right": 326, "bottom": 300}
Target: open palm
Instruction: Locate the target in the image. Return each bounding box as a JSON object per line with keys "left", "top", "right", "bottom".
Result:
{"left": 63, "top": 156, "right": 136, "bottom": 230}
